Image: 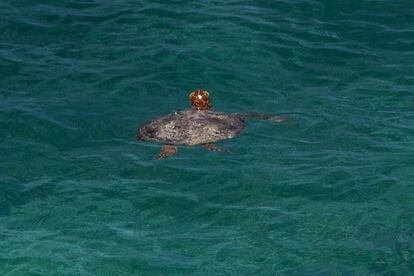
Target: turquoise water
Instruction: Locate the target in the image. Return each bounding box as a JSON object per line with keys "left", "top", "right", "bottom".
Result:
{"left": 1, "top": 0, "right": 414, "bottom": 274}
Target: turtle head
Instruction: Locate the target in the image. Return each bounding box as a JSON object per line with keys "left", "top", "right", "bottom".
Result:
{"left": 189, "top": 89, "right": 211, "bottom": 111}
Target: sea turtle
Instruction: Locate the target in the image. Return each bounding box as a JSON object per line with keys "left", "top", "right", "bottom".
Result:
{"left": 138, "top": 89, "right": 285, "bottom": 159}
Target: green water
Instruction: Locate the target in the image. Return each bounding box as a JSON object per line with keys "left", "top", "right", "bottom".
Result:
{"left": 1, "top": 0, "right": 414, "bottom": 274}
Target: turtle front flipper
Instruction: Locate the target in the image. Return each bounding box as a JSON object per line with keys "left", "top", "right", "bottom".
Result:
{"left": 202, "top": 143, "right": 223, "bottom": 152}
{"left": 268, "top": 115, "right": 286, "bottom": 123}
{"left": 157, "top": 145, "right": 178, "bottom": 159}
{"left": 235, "top": 112, "right": 286, "bottom": 123}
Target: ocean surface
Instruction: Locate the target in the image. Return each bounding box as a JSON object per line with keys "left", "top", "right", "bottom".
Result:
{"left": 1, "top": 0, "right": 414, "bottom": 274}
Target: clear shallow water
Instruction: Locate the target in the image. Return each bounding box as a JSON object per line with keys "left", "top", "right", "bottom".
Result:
{"left": 1, "top": 0, "right": 414, "bottom": 274}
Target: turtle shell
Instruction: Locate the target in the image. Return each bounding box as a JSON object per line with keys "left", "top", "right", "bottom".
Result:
{"left": 138, "top": 110, "right": 245, "bottom": 146}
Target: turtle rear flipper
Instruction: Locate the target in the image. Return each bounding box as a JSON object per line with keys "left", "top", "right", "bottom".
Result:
{"left": 202, "top": 143, "right": 232, "bottom": 154}
{"left": 157, "top": 145, "right": 177, "bottom": 159}
{"left": 202, "top": 143, "right": 222, "bottom": 152}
